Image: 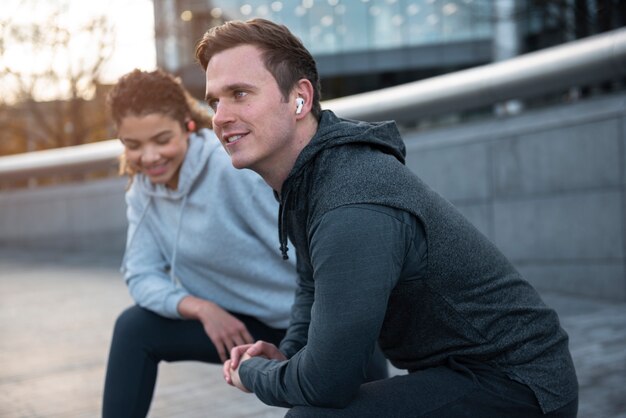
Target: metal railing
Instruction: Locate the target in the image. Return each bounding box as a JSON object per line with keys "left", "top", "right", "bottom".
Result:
{"left": 0, "top": 140, "right": 124, "bottom": 182}
{"left": 325, "top": 27, "right": 626, "bottom": 122}
{"left": 1, "top": 28, "right": 625, "bottom": 183}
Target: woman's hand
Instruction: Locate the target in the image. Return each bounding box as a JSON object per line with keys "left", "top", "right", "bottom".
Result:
{"left": 178, "top": 296, "right": 254, "bottom": 362}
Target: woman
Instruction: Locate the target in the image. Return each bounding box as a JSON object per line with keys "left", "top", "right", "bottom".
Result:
{"left": 101, "top": 69, "right": 298, "bottom": 418}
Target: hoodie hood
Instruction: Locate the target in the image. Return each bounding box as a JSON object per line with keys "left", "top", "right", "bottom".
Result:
{"left": 288, "top": 110, "right": 406, "bottom": 182}
{"left": 122, "top": 129, "right": 220, "bottom": 284}
{"left": 278, "top": 110, "right": 406, "bottom": 259}
{"left": 134, "top": 128, "right": 220, "bottom": 200}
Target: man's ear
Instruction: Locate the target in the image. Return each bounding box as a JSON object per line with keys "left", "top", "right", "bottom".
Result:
{"left": 293, "top": 79, "right": 314, "bottom": 117}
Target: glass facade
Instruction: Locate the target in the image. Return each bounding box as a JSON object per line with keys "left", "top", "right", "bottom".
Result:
{"left": 201, "top": 0, "right": 493, "bottom": 55}
{"left": 157, "top": 0, "right": 495, "bottom": 99}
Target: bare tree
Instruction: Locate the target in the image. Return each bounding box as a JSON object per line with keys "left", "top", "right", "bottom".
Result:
{"left": 0, "top": 0, "right": 115, "bottom": 155}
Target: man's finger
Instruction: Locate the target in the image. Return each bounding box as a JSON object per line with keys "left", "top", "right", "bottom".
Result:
{"left": 223, "top": 359, "right": 233, "bottom": 384}
{"left": 229, "top": 343, "right": 254, "bottom": 369}
{"left": 230, "top": 345, "right": 244, "bottom": 369}
{"left": 246, "top": 340, "right": 265, "bottom": 356}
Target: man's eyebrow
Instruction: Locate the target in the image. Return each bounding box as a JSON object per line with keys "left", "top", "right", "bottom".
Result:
{"left": 205, "top": 82, "right": 257, "bottom": 102}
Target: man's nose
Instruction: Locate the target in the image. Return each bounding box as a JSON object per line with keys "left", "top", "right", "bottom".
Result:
{"left": 211, "top": 102, "right": 235, "bottom": 128}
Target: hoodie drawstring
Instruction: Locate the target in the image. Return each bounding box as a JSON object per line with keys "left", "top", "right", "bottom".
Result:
{"left": 278, "top": 187, "right": 291, "bottom": 260}
{"left": 278, "top": 202, "right": 289, "bottom": 260}
{"left": 169, "top": 194, "right": 188, "bottom": 285}
{"left": 121, "top": 196, "right": 153, "bottom": 273}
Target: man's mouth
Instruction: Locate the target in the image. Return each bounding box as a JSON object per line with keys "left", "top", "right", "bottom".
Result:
{"left": 225, "top": 133, "right": 245, "bottom": 144}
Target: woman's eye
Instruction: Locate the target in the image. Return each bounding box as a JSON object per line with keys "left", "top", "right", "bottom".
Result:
{"left": 121, "top": 140, "right": 139, "bottom": 150}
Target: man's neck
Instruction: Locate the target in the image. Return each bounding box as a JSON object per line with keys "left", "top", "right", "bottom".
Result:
{"left": 261, "top": 116, "right": 318, "bottom": 194}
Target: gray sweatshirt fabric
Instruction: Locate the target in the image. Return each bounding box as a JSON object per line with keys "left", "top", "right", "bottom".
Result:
{"left": 121, "top": 129, "right": 297, "bottom": 328}
{"left": 239, "top": 111, "right": 578, "bottom": 412}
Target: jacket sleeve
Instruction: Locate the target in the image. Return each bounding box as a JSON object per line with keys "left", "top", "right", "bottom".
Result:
{"left": 121, "top": 187, "right": 189, "bottom": 319}
{"left": 239, "top": 204, "right": 415, "bottom": 408}
{"left": 278, "top": 247, "right": 314, "bottom": 358}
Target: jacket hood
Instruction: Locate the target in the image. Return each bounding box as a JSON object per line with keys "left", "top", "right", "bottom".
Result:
{"left": 277, "top": 110, "right": 406, "bottom": 259}
{"left": 288, "top": 110, "right": 406, "bottom": 181}
{"left": 134, "top": 128, "right": 220, "bottom": 199}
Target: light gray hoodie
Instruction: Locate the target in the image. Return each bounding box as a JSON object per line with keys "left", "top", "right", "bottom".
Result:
{"left": 121, "top": 129, "right": 296, "bottom": 329}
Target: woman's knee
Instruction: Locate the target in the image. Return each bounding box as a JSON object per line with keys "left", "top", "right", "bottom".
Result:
{"left": 112, "top": 305, "right": 157, "bottom": 342}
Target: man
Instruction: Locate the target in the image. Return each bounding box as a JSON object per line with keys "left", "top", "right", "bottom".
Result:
{"left": 196, "top": 18, "right": 578, "bottom": 417}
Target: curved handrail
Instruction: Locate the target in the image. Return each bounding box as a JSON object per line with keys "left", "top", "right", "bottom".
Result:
{"left": 0, "top": 140, "right": 123, "bottom": 181}
{"left": 324, "top": 27, "right": 626, "bottom": 121}
{"left": 1, "top": 28, "right": 625, "bottom": 182}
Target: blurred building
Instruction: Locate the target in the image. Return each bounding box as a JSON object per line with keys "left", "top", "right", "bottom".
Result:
{"left": 152, "top": 0, "right": 625, "bottom": 100}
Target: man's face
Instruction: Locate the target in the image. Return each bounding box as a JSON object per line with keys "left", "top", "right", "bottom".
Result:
{"left": 204, "top": 44, "right": 297, "bottom": 176}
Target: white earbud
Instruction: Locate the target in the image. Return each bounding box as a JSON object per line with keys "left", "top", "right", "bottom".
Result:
{"left": 295, "top": 97, "right": 304, "bottom": 115}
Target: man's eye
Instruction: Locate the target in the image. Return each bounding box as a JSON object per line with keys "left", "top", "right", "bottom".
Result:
{"left": 235, "top": 91, "right": 248, "bottom": 99}
{"left": 208, "top": 99, "right": 219, "bottom": 112}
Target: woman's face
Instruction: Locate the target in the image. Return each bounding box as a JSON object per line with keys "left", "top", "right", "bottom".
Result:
{"left": 118, "top": 113, "right": 189, "bottom": 189}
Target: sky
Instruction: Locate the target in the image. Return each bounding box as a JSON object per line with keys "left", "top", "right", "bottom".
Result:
{"left": 1, "top": 0, "right": 156, "bottom": 100}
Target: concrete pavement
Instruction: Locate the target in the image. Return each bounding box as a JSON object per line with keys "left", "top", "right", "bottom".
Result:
{"left": 1, "top": 248, "right": 625, "bottom": 417}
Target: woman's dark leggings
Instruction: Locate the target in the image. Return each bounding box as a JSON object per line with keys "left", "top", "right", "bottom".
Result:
{"left": 102, "top": 305, "right": 287, "bottom": 418}
{"left": 103, "top": 305, "right": 390, "bottom": 418}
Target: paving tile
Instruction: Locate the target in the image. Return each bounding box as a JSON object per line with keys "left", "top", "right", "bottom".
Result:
{"left": 1, "top": 249, "right": 625, "bottom": 417}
